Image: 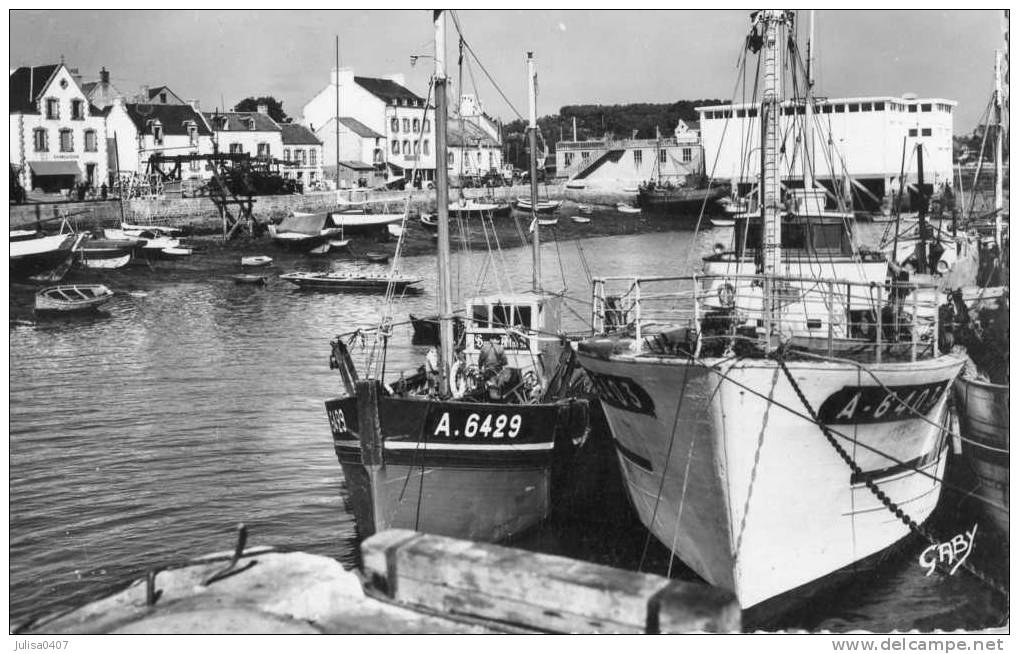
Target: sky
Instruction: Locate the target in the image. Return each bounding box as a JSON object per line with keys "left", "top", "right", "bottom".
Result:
{"left": 8, "top": 9, "right": 1007, "bottom": 133}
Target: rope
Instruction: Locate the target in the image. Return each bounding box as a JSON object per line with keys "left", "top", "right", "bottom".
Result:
{"left": 732, "top": 365, "right": 780, "bottom": 560}
{"left": 774, "top": 351, "right": 1008, "bottom": 599}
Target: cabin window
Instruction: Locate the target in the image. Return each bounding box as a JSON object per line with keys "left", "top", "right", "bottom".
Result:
{"left": 747, "top": 108, "right": 758, "bottom": 117}
{"left": 659, "top": 149, "right": 667, "bottom": 163}
{"left": 33, "top": 128, "right": 48, "bottom": 152}
{"left": 848, "top": 103, "right": 860, "bottom": 112}
{"left": 422, "top": 139, "right": 430, "bottom": 156}
{"left": 309, "top": 149, "right": 317, "bottom": 166}
{"left": 784, "top": 223, "right": 807, "bottom": 249}
{"left": 59, "top": 128, "right": 73, "bottom": 152}
{"left": 257, "top": 143, "right": 270, "bottom": 158}
{"left": 736, "top": 109, "right": 746, "bottom": 118}
{"left": 71, "top": 99, "right": 84, "bottom": 120}
{"left": 391, "top": 140, "right": 399, "bottom": 155}
{"left": 921, "top": 104, "right": 931, "bottom": 112}
{"left": 492, "top": 304, "right": 512, "bottom": 327}
{"left": 284, "top": 148, "right": 291, "bottom": 161}
{"left": 908, "top": 128, "right": 918, "bottom": 137}
{"left": 447, "top": 151, "right": 454, "bottom": 166}
{"left": 472, "top": 304, "right": 489, "bottom": 327}
{"left": 921, "top": 128, "right": 932, "bottom": 137}
{"left": 812, "top": 222, "right": 846, "bottom": 252}
{"left": 682, "top": 148, "right": 692, "bottom": 162}
{"left": 633, "top": 150, "right": 643, "bottom": 165}
{"left": 513, "top": 306, "right": 532, "bottom": 329}
{"left": 84, "top": 129, "right": 97, "bottom": 152}
{"left": 834, "top": 104, "right": 845, "bottom": 113}
{"left": 45, "top": 98, "right": 59, "bottom": 119}
{"left": 782, "top": 106, "right": 794, "bottom": 116}
{"left": 402, "top": 118, "right": 410, "bottom": 132}
{"left": 861, "top": 103, "right": 872, "bottom": 111}
{"left": 874, "top": 102, "right": 885, "bottom": 111}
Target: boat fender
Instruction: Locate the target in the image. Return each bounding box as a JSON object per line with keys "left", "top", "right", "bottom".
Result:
{"left": 450, "top": 360, "right": 467, "bottom": 399}
{"left": 718, "top": 282, "right": 736, "bottom": 308}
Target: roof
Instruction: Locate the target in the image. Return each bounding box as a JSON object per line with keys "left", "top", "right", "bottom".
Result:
{"left": 145, "top": 85, "right": 185, "bottom": 104}
{"left": 9, "top": 64, "right": 60, "bottom": 114}
{"left": 355, "top": 76, "right": 424, "bottom": 105}
{"left": 337, "top": 116, "right": 383, "bottom": 139}
{"left": 124, "top": 103, "right": 213, "bottom": 136}
{"left": 338, "top": 160, "right": 375, "bottom": 170}
{"left": 280, "top": 123, "right": 322, "bottom": 145}
{"left": 696, "top": 96, "right": 958, "bottom": 112}
{"left": 202, "top": 111, "right": 281, "bottom": 132}
{"left": 447, "top": 119, "right": 499, "bottom": 148}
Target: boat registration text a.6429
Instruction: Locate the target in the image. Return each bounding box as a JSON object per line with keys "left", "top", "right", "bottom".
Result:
{"left": 818, "top": 381, "right": 950, "bottom": 424}
{"left": 425, "top": 407, "right": 530, "bottom": 441}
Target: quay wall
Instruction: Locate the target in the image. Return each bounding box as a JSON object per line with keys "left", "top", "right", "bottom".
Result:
{"left": 8, "top": 184, "right": 636, "bottom": 234}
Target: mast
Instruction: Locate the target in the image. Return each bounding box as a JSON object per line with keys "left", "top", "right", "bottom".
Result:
{"left": 434, "top": 10, "right": 454, "bottom": 395}
{"left": 994, "top": 49, "right": 1003, "bottom": 251}
{"left": 335, "top": 35, "right": 341, "bottom": 190}
{"left": 760, "top": 11, "right": 785, "bottom": 276}
{"left": 916, "top": 142, "right": 928, "bottom": 274}
{"left": 527, "top": 52, "right": 541, "bottom": 292}
{"left": 803, "top": 10, "right": 815, "bottom": 194}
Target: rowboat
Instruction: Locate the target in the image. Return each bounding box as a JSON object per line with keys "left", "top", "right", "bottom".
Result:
{"left": 35, "top": 284, "right": 114, "bottom": 313}
{"left": 161, "top": 247, "right": 192, "bottom": 257}
{"left": 537, "top": 218, "right": 559, "bottom": 227}
{"left": 420, "top": 214, "right": 438, "bottom": 231}
{"left": 77, "top": 235, "right": 140, "bottom": 270}
{"left": 387, "top": 224, "right": 404, "bottom": 239}
{"left": 241, "top": 256, "right": 274, "bottom": 267}
{"left": 566, "top": 180, "right": 586, "bottom": 190}
{"left": 622, "top": 185, "right": 639, "bottom": 193}
{"left": 231, "top": 274, "right": 267, "bottom": 285}
{"left": 577, "top": 204, "right": 594, "bottom": 215}
{"left": 515, "top": 197, "right": 561, "bottom": 213}
{"left": 365, "top": 252, "right": 390, "bottom": 264}
{"left": 710, "top": 218, "right": 736, "bottom": 227}
{"left": 616, "top": 203, "right": 641, "bottom": 214}
{"left": 279, "top": 271, "right": 421, "bottom": 292}
{"left": 571, "top": 216, "right": 591, "bottom": 224}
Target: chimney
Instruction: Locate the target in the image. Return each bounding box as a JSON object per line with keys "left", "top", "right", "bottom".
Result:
{"left": 188, "top": 99, "right": 200, "bottom": 111}
{"left": 139, "top": 85, "right": 149, "bottom": 101}
{"left": 256, "top": 103, "right": 269, "bottom": 115}
{"left": 112, "top": 96, "right": 125, "bottom": 111}
{"left": 69, "top": 67, "right": 82, "bottom": 87}
{"left": 100, "top": 67, "right": 110, "bottom": 85}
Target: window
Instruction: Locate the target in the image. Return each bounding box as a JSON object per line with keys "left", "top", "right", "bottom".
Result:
{"left": 908, "top": 104, "right": 918, "bottom": 113}
{"left": 848, "top": 103, "right": 860, "bottom": 112}
{"left": 564, "top": 152, "right": 574, "bottom": 167}
{"left": 821, "top": 104, "right": 833, "bottom": 114}
{"left": 447, "top": 151, "right": 454, "bottom": 166}
{"left": 391, "top": 118, "right": 399, "bottom": 133}
{"left": 187, "top": 124, "right": 198, "bottom": 146}
{"left": 248, "top": 118, "right": 256, "bottom": 131}
{"left": 747, "top": 108, "right": 758, "bottom": 117}
{"left": 309, "top": 149, "right": 316, "bottom": 166}
{"left": 874, "top": 102, "right": 885, "bottom": 111}
{"left": 659, "top": 149, "right": 667, "bottom": 163}
{"left": 682, "top": 148, "right": 692, "bottom": 163}
{"left": 488, "top": 151, "right": 494, "bottom": 169}
{"left": 33, "top": 128, "right": 47, "bottom": 152}
{"left": 908, "top": 128, "right": 918, "bottom": 137}
{"left": 413, "top": 140, "right": 420, "bottom": 155}
{"left": 190, "top": 159, "right": 201, "bottom": 172}
{"left": 834, "top": 104, "right": 845, "bottom": 113}
{"left": 391, "top": 140, "right": 399, "bottom": 155}
{"left": 230, "top": 143, "right": 243, "bottom": 154}
{"left": 403, "top": 118, "right": 410, "bottom": 132}
{"left": 297, "top": 149, "right": 306, "bottom": 164}
{"left": 45, "top": 98, "right": 59, "bottom": 119}
{"left": 423, "top": 119, "right": 431, "bottom": 132}
{"left": 921, "top": 128, "right": 932, "bottom": 137}
{"left": 581, "top": 151, "right": 590, "bottom": 161}
{"left": 84, "top": 129, "right": 97, "bottom": 152}
{"left": 782, "top": 106, "right": 795, "bottom": 116}
{"left": 413, "top": 118, "right": 420, "bottom": 132}
{"left": 472, "top": 304, "right": 489, "bottom": 327}
{"left": 257, "top": 143, "right": 270, "bottom": 158}
{"left": 862, "top": 103, "right": 872, "bottom": 112}
{"left": 633, "top": 150, "right": 643, "bottom": 165}
{"left": 402, "top": 140, "right": 410, "bottom": 155}
{"left": 422, "top": 139, "right": 429, "bottom": 155}
{"left": 737, "top": 109, "right": 746, "bottom": 118}
{"left": 71, "top": 99, "right": 84, "bottom": 120}
{"left": 59, "top": 128, "right": 73, "bottom": 152}
{"left": 284, "top": 148, "right": 291, "bottom": 161}
{"left": 159, "top": 92, "right": 167, "bottom": 103}
{"left": 921, "top": 104, "right": 931, "bottom": 112}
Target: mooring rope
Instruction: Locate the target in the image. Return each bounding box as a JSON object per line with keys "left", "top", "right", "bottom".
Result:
{"left": 774, "top": 351, "right": 1008, "bottom": 600}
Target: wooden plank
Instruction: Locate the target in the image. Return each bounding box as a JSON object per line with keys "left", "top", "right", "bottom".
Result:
{"left": 361, "top": 529, "right": 740, "bottom": 633}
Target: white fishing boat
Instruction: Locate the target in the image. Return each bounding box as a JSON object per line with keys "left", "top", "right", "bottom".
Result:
{"left": 10, "top": 229, "right": 85, "bottom": 282}
{"left": 576, "top": 10, "right": 965, "bottom": 618}
{"left": 616, "top": 203, "right": 641, "bottom": 214}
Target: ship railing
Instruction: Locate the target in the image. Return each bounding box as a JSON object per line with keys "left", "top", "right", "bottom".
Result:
{"left": 591, "top": 274, "right": 944, "bottom": 363}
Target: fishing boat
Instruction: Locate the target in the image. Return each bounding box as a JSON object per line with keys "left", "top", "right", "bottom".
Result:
{"left": 325, "top": 22, "right": 590, "bottom": 544}
{"left": 409, "top": 313, "right": 466, "bottom": 346}
{"left": 35, "top": 284, "right": 114, "bottom": 313}
{"left": 241, "top": 256, "right": 274, "bottom": 267}
{"left": 268, "top": 213, "right": 343, "bottom": 251}
{"left": 576, "top": 11, "right": 964, "bottom": 618}
{"left": 572, "top": 216, "right": 591, "bottom": 224}
{"left": 636, "top": 183, "right": 727, "bottom": 217}
{"left": 616, "top": 203, "right": 641, "bottom": 214}
{"left": 449, "top": 200, "right": 511, "bottom": 218}
{"left": 280, "top": 271, "right": 421, "bottom": 292}
{"left": 515, "top": 197, "right": 561, "bottom": 214}
{"left": 327, "top": 208, "right": 405, "bottom": 234}
{"left": 103, "top": 228, "right": 181, "bottom": 254}
{"left": 10, "top": 229, "right": 85, "bottom": 282}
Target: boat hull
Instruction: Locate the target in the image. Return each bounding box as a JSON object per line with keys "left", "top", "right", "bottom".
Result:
{"left": 10, "top": 233, "right": 80, "bottom": 282}
{"left": 953, "top": 377, "right": 1009, "bottom": 537}
{"left": 577, "top": 349, "right": 963, "bottom": 611}
{"left": 637, "top": 187, "right": 727, "bottom": 217}
{"left": 327, "top": 394, "right": 588, "bottom": 542}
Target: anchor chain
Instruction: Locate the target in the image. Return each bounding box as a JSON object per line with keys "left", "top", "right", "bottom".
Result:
{"left": 774, "top": 353, "right": 1009, "bottom": 601}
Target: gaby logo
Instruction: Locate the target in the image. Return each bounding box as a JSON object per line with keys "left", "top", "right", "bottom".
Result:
{"left": 918, "top": 524, "right": 978, "bottom": 576}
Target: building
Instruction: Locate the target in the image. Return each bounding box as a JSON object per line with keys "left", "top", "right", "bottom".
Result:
{"left": 279, "top": 122, "right": 324, "bottom": 187}
{"left": 79, "top": 67, "right": 126, "bottom": 110}
{"left": 448, "top": 94, "right": 505, "bottom": 183}
{"left": 555, "top": 119, "right": 703, "bottom": 187}
{"left": 105, "top": 97, "right": 214, "bottom": 180}
{"left": 697, "top": 96, "right": 956, "bottom": 204}
{"left": 203, "top": 105, "right": 283, "bottom": 161}
{"left": 136, "top": 85, "right": 187, "bottom": 106}
{"left": 9, "top": 63, "right": 110, "bottom": 192}
{"left": 302, "top": 68, "right": 436, "bottom": 186}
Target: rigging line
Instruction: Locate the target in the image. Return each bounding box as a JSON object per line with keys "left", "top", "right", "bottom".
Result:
{"left": 666, "top": 385, "right": 701, "bottom": 580}
{"left": 449, "top": 11, "right": 525, "bottom": 121}
{"left": 637, "top": 349, "right": 696, "bottom": 573}
{"left": 551, "top": 228, "right": 568, "bottom": 292}
{"left": 963, "top": 97, "right": 996, "bottom": 223}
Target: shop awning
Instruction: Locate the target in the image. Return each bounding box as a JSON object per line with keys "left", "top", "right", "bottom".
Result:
{"left": 28, "top": 161, "right": 81, "bottom": 177}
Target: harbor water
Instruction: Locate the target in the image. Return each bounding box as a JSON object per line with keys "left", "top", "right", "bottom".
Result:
{"left": 8, "top": 219, "right": 1006, "bottom": 631}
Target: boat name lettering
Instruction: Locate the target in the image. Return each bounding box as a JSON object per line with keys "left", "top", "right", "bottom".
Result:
{"left": 472, "top": 332, "right": 528, "bottom": 351}
{"left": 817, "top": 381, "right": 949, "bottom": 424}
{"left": 327, "top": 406, "right": 350, "bottom": 434}
{"left": 432, "top": 411, "right": 522, "bottom": 439}
{"left": 918, "top": 524, "right": 977, "bottom": 576}
{"left": 587, "top": 371, "right": 655, "bottom": 416}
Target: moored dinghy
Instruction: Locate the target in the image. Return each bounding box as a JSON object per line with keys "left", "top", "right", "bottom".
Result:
{"left": 241, "top": 256, "right": 274, "bottom": 267}
{"left": 35, "top": 284, "right": 114, "bottom": 313}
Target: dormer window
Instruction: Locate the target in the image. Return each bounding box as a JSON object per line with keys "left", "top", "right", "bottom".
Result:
{"left": 71, "top": 100, "right": 84, "bottom": 120}
{"left": 246, "top": 118, "right": 256, "bottom": 131}
{"left": 149, "top": 120, "right": 164, "bottom": 145}
{"left": 45, "top": 98, "right": 59, "bottom": 120}
{"left": 217, "top": 116, "right": 228, "bottom": 130}
{"left": 186, "top": 122, "right": 198, "bottom": 145}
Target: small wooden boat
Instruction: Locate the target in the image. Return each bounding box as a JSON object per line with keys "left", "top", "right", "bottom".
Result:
{"left": 231, "top": 273, "right": 267, "bottom": 285}
{"left": 35, "top": 284, "right": 114, "bottom": 313}
{"left": 515, "top": 197, "right": 562, "bottom": 214}
{"left": 710, "top": 218, "right": 736, "bottom": 227}
{"left": 161, "top": 247, "right": 192, "bottom": 257}
{"left": 420, "top": 214, "right": 438, "bottom": 231}
{"left": 241, "top": 256, "right": 274, "bottom": 267}
{"left": 120, "top": 222, "right": 181, "bottom": 236}
{"left": 616, "top": 203, "right": 641, "bottom": 214}
{"left": 538, "top": 218, "right": 559, "bottom": 227}
{"left": 578, "top": 204, "right": 594, "bottom": 215}
{"left": 365, "top": 252, "right": 390, "bottom": 264}
{"left": 77, "top": 236, "right": 138, "bottom": 270}
{"left": 566, "top": 180, "right": 586, "bottom": 190}
{"left": 279, "top": 271, "right": 421, "bottom": 292}
{"left": 572, "top": 216, "right": 591, "bottom": 224}
{"left": 448, "top": 200, "right": 510, "bottom": 218}
{"left": 387, "top": 224, "right": 404, "bottom": 239}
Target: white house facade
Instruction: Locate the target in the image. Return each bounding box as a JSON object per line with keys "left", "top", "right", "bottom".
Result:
{"left": 280, "top": 123, "right": 324, "bottom": 186}
{"left": 105, "top": 97, "right": 215, "bottom": 181}
{"left": 203, "top": 107, "right": 283, "bottom": 161}
{"left": 9, "top": 63, "right": 110, "bottom": 192}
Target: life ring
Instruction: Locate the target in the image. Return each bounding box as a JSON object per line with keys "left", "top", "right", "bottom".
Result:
{"left": 450, "top": 360, "right": 467, "bottom": 399}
